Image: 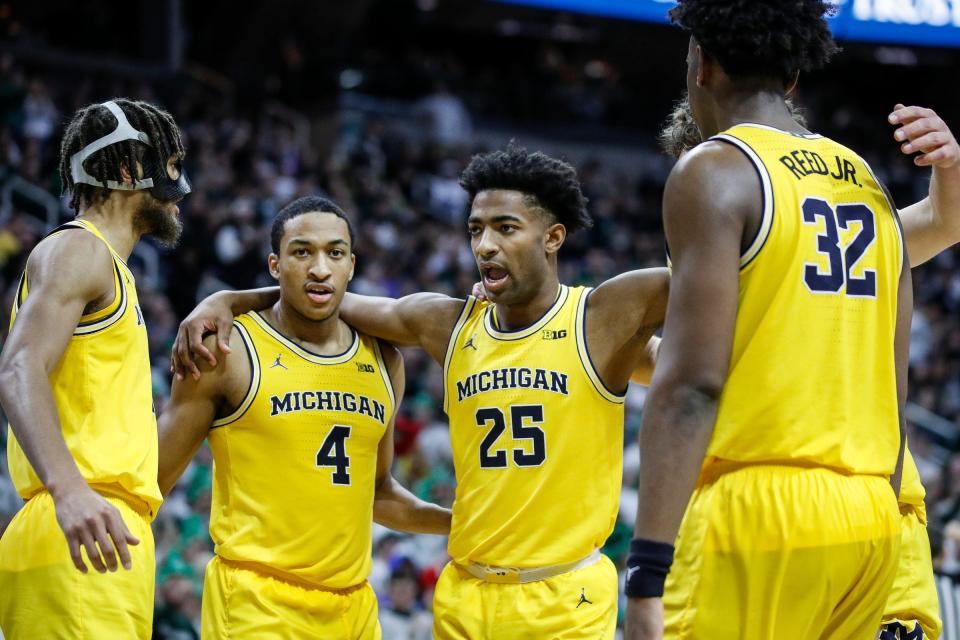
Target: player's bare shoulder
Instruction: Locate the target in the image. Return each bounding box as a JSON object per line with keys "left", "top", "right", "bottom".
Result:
{"left": 26, "top": 227, "right": 116, "bottom": 309}
{"left": 588, "top": 267, "right": 669, "bottom": 332}
{"left": 667, "top": 139, "right": 761, "bottom": 216}
{"left": 184, "top": 325, "right": 251, "bottom": 405}
{"left": 396, "top": 291, "right": 469, "bottom": 360}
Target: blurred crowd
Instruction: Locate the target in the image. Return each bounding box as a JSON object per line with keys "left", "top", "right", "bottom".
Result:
{"left": 1, "top": 50, "right": 959, "bottom": 638}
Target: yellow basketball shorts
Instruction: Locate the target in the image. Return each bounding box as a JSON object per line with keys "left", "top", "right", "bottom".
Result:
{"left": 0, "top": 490, "right": 155, "bottom": 639}
{"left": 432, "top": 553, "right": 617, "bottom": 639}
{"left": 201, "top": 556, "right": 381, "bottom": 639}
{"left": 664, "top": 465, "right": 901, "bottom": 640}
{"left": 880, "top": 502, "right": 941, "bottom": 639}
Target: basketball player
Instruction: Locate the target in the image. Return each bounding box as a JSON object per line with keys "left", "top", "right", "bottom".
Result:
{"left": 659, "top": 95, "right": 959, "bottom": 640}
{"left": 625, "top": 1, "right": 913, "bottom": 637}
{"left": 157, "top": 196, "right": 451, "bottom": 638}
{"left": 0, "top": 99, "right": 190, "bottom": 638}
{"left": 172, "top": 145, "right": 669, "bottom": 637}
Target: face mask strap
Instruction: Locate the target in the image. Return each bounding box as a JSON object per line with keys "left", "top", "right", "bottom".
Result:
{"left": 69, "top": 101, "right": 156, "bottom": 191}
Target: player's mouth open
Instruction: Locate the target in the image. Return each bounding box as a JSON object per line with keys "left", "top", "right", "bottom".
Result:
{"left": 305, "top": 283, "right": 334, "bottom": 304}
{"left": 482, "top": 265, "right": 510, "bottom": 293}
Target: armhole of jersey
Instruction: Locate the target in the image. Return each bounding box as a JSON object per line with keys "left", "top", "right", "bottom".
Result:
{"left": 371, "top": 338, "right": 397, "bottom": 421}
{"left": 74, "top": 260, "right": 127, "bottom": 336}
{"left": 574, "top": 288, "right": 626, "bottom": 405}
{"left": 12, "top": 271, "right": 27, "bottom": 314}
{"left": 710, "top": 134, "right": 775, "bottom": 270}
{"left": 863, "top": 160, "right": 905, "bottom": 275}
{"left": 212, "top": 321, "right": 260, "bottom": 429}
{"left": 13, "top": 223, "right": 125, "bottom": 331}
{"left": 442, "top": 297, "right": 477, "bottom": 414}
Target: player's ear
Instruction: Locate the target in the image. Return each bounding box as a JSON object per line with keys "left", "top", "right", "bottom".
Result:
{"left": 119, "top": 162, "right": 133, "bottom": 184}
{"left": 267, "top": 253, "right": 280, "bottom": 280}
{"left": 696, "top": 45, "right": 709, "bottom": 88}
{"left": 786, "top": 70, "right": 800, "bottom": 96}
{"left": 544, "top": 223, "right": 566, "bottom": 255}
{"left": 349, "top": 254, "right": 356, "bottom": 282}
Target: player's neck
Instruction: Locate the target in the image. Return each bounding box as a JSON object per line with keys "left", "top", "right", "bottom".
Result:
{"left": 494, "top": 275, "right": 561, "bottom": 332}
{"left": 269, "top": 299, "right": 353, "bottom": 355}
{"left": 707, "top": 90, "right": 807, "bottom": 139}
{"left": 76, "top": 200, "right": 141, "bottom": 260}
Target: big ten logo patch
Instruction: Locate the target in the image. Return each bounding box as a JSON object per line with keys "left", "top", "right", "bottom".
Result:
{"left": 542, "top": 329, "right": 567, "bottom": 340}
{"left": 356, "top": 362, "right": 375, "bottom": 373}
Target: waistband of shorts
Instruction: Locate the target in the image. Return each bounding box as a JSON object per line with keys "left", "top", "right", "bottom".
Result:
{"left": 457, "top": 549, "right": 602, "bottom": 584}
{"left": 698, "top": 460, "right": 890, "bottom": 485}
{"left": 215, "top": 556, "right": 368, "bottom": 594}
{"left": 30, "top": 485, "right": 152, "bottom": 518}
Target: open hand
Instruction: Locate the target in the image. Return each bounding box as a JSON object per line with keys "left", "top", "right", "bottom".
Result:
{"left": 890, "top": 104, "right": 959, "bottom": 168}
{"left": 53, "top": 484, "right": 139, "bottom": 573}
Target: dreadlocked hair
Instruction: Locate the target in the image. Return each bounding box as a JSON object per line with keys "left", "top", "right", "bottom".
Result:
{"left": 58, "top": 98, "right": 185, "bottom": 212}
{"left": 459, "top": 143, "right": 593, "bottom": 233}
{"left": 669, "top": 0, "right": 840, "bottom": 85}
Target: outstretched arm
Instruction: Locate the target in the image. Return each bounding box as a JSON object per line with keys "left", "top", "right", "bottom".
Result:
{"left": 0, "top": 234, "right": 140, "bottom": 574}
{"left": 372, "top": 342, "right": 452, "bottom": 535}
{"left": 171, "top": 288, "right": 465, "bottom": 377}
{"left": 171, "top": 287, "right": 278, "bottom": 379}
{"left": 889, "top": 104, "right": 960, "bottom": 266}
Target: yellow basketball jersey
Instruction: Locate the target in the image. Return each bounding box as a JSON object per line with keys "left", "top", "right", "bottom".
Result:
{"left": 6, "top": 220, "right": 161, "bottom": 516}
{"left": 207, "top": 311, "right": 395, "bottom": 590}
{"left": 705, "top": 123, "right": 904, "bottom": 477}
{"left": 443, "top": 285, "right": 624, "bottom": 568}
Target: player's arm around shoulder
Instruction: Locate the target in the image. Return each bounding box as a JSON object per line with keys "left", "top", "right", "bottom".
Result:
{"left": 585, "top": 267, "right": 669, "bottom": 388}
{"left": 0, "top": 232, "right": 140, "bottom": 574}
{"left": 373, "top": 340, "right": 452, "bottom": 535}
{"left": 158, "top": 329, "right": 248, "bottom": 497}
{"left": 342, "top": 291, "right": 467, "bottom": 364}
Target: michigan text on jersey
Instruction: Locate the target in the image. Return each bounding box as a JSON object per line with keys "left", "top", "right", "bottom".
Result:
{"left": 269, "top": 390, "right": 386, "bottom": 424}
{"left": 455, "top": 367, "right": 569, "bottom": 402}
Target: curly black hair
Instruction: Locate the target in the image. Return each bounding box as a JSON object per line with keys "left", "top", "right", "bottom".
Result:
{"left": 669, "top": 0, "right": 840, "bottom": 84}
{"left": 459, "top": 143, "right": 593, "bottom": 233}
{"left": 58, "top": 98, "right": 185, "bottom": 212}
{"left": 271, "top": 196, "right": 354, "bottom": 253}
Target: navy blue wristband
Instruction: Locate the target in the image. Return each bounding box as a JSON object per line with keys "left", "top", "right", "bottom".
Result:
{"left": 625, "top": 538, "right": 675, "bottom": 598}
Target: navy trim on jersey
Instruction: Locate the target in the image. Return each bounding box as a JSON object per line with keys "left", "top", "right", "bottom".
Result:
{"left": 710, "top": 134, "right": 775, "bottom": 271}
{"left": 249, "top": 310, "right": 359, "bottom": 364}
{"left": 483, "top": 285, "right": 568, "bottom": 341}
{"left": 211, "top": 321, "right": 260, "bottom": 429}
{"left": 442, "top": 296, "right": 478, "bottom": 415}
{"left": 575, "top": 288, "right": 627, "bottom": 404}
{"left": 74, "top": 260, "right": 128, "bottom": 336}
{"left": 372, "top": 337, "right": 397, "bottom": 422}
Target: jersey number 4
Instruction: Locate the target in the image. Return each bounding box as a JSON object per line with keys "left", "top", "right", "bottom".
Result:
{"left": 476, "top": 405, "right": 546, "bottom": 469}
{"left": 801, "top": 198, "right": 878, "bottom": 297}
{"left": 316, "top": 425, "right": 351, "bottom": 485}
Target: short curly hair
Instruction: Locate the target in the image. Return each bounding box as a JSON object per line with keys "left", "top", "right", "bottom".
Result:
{"left": 670, "top": 0, "right": 840, "bottom": 84}
{"left": 459, "top": 143, "right": 593, "bottom": 234}
{"left": 271, "top": 196, "right": 354, "bottom": 253}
